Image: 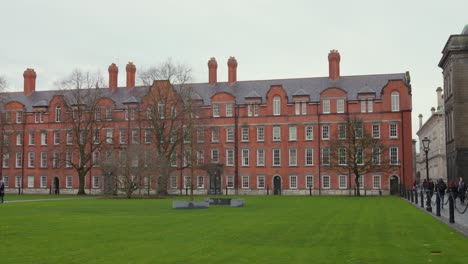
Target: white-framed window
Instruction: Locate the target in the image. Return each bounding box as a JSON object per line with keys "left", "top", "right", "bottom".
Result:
{"left": 131, "top": 129, "right": 139, "bottom": 144}
{"left": 289, "top": 175, "right": 298, "bottom": 189}
{"left": 322, "top": 125, "right": 329, "bottom": 140}
{"left": 305, "top": 125, "right": 313, "bottom": 140}
{"left": 66, "top": 130, "right": 73, "bottom": 145}
{"left": 337, "top": 99, "right": 344, "bottom": 113}
{"left": 53, "top": 152, "right": 59, "bottom": 168}
{"left": 226, "top": 103, "right": 233, "bottom": 117}
{"left": 338, "top": 148, "right": 347, "bottom": 166}
{"left": 226, "top": 149, "right": 234, "bottom": 166}
{"left": 15, "top": 175, "right": 21, "bottom": 188}
{"left": 196, "top": 127, "right": 204, "bottom": 143}
{"left": 170, "top": 152, "right": 177, "bottom": 167}
{"left": 367, "top": 98, "right": 373, "bottom": 113}
{"left": 211, "top": 127, "right": 219, "bottom": 142}
{"left": 241, "top": 127, "right": 249, "bottom": 142}
{"left": 257, "top": 149, "right": 265, "bottom": 166}
{"left": 356, "top": 148, "right": 364, "bottom": 165}
{"left": 41, "top": 131, "right": 47, "bottom": 146}
{"left": 184, "top": 176, "right": 191, "bottom": 188}
{"left": 144, "top": 129, "right": 151, "bottom": 144}
{"left": 273, "top": 96, "right": 280, "bottom": 116}
{"left": 372, "top": 124, "right": 380, "bottom": 138}
{"left": 305, "top": 148, "right": 314, "bottom": 166}
{"left": 16, "top": 111, "right": 23, "bottom": 123}
{"left": 338, "top": 124, "right": 346, "bottom": 139}
{"left": 119, "top": 129, "right": 127, "bottom": 144}
{"left": 372, "top": 147, "right": 381, "bottom": 165}
{"left": 55, "top": 106, "right": 61, "bottom": 122}
{"left": 390, "top": 123, "right": 397, "bottom": 138}
{"left": 257, "top": 175, "right": 265, "bottom": 189}
{"left": 322, "top": 175, "right": 330, "bottom": 189}
{"left": 29, "top": 131, "right": 35, "bottom": 145}
{"left": 373, "top": 175, "right": 381, "bottom": 189}
{"left": 106, "top": 129, "right": 113, "bottom": 144}
{"left": 226, "top": 127, "right": 234, "bottom": 142}
{"left": 390, "top": 147, "right": 398, "bottom": 165}
{"left": 28, "top": 175, "right": 34, "bottom": 188}
{"left": 242, "top": 175, "right": 249, "bottom": 189}
{"left": 15, "top": 152, "right": 22, "bottom": 168}
{"left": 289, "top": 126, "right": 297, "bottom": 141}
{"left": 36, "top": 112, "right": 44, "bottom": 123}
{"left": 40, "top": 152, "right": 47, "bottom": 168}
{"left": 272, "top": 148, "right": 281, "bottom": 166}
{"left": 16, "top": 133, "right": 22, "bottom": 146}
{"left": 289, "top": 148, "right": 297, "bottom": 166}
{"left": 247, "top": 104, "right": 259, "bottom": 117}
{"left": 227, "top": 175, "right": 234, "bottom": 188}
{"left": 66, "top": 151, "right": 72, "bottom": 168}
{"left": 170, "top": 176, "right": 177, "bottom": 189}
{"left": 361, "top": 100, "right": 367, "bottom": 113}
{"left": 322, "top": 99, "right": 330, "bottom": 114}
{"left": 157, "top": 103, "right": 165, "bottom": 119}
{"left": 2, "top": 176, "right": 8, "bottom": 188}
{"left": 295, "top": 101, "right": 307, "bottom": 115}
{"left": 306, "top": 175, "right": 314, "bottom": 189}
{"left": 358, "top": 175, "right": 364, "bottom": 189}
{"left": 355, "top": 122, "right": 363, "bottom": 139}
{"left": 213, "top": 103, "right": 220, "bottom": 117}
{"left": 391, "top": 91, "right": 399, "bottom": 112}
{"left": 295, "top": 102, "right": 300, "bottom": 115}
{"left": 197, "top": 176, "right": 204, "bottom": 189}
{"left": 93, "top": 151, "right": 100, "bottom": 164}
{"left": 66, "top": 175, "right": 73, "bottom": 188}
{"left": 339, "top": 175, "right": 347, "bottom": 189}
{"left": 93, "top": 176, "right": 99, "bottom": 188}
{"left": 242, "top": 149, "right": 249, "bottom": 167}
{"left": 28, "top": 152, "right": 35, "bottom": 168}
{"left": 105, "top": 107, "right": 112, "bottom": 120}
{"left": 196, "top": 150, "right": 204, "bottom": 165}
{"left": 321, "top": 147, "right": 330, "bottom": 165}
{"left": 257, "top": 126, "right": 264, "bottom": 142}
{"left": 211, "top": 149, "right": 219, "bottom": 163}
{"left": 273, "top": 126, "right": 281, "bottom": 141}
{"left": 53, "top": 131, "right": 60, "bottom": 145}
{"left": 2, "top": 153, "right": 9, "bottom": 168}
{"left": 5, "top": 112, "right": 11, "bottom": 123}
{"left": 40, "top": 176, "right": 47, "bottom": 188}
{"left": 95, "top": 107, "right": 101, "bottom": 121}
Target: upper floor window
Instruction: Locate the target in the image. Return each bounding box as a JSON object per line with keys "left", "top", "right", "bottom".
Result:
{"left": 389, "top": 123, "right": 398, "bottom": 138}
{"left": 213, "top": 103, "right": 220, "bottom": 117}
{"left": 322, "top": 125, "right": 329, "bottom": 140}
{"left": 273, "top": 96, "right": 280, "bottom": 116}
{"left": 322, "top": 99, "right": 330, "bottom": 114}
{"left": 226, "top": 103, "right": 233, "bottom": 117}
{"left": 95, "top": 107, "right": 101, "bottom": 121}
{"left": 16, "top": 111, "right": 23, "bottom": 123}
{"left": 257, "top": 126, "right": 265, "bottom": 142}
{"left": 273, "top": 126, "right": 281, "bottom": 141}
{"left": 226, "top": 127, "right": 233, "bottom": 142}
{"left": 158, "top": 103, "right": 165, "bottom": 119}
{"left": 105, "top": 107, "right": 112, "bottom": 120}
{"left": 305, "top": 125, "right": 313, "bottom": 140}
{"left": 372, "top": 124, "right": 380, "bottom": 139}
{"left": 391, "top": 91, "right": 399, "bottom": 112}
{"left": 289, "top": 126, "right": 297, "bottom": 141}
{"left": 337, "top": 99, "right": 344, "bottom": 113}
{"left": 55, "top": 106, "right": 61, "bottom": 122}
{"left": 247, "top": 103, "right": 259, "bottom": 117}
{"left": 35, "top": 112, "right": 44, "bottom": 123}
{"left": 241, "top": 127, "right": 249, "bottom": 142}
{"left": 295, "top": 101, "right": 307, "bottom": 115}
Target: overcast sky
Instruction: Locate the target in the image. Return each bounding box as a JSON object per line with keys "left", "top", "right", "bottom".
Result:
{"left": 0, "top": 0, "right": 466, "bottom": 140}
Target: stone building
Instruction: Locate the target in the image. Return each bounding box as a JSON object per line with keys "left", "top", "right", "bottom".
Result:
{"left": 0, "top": 51, "right": 413, "bottom": 195}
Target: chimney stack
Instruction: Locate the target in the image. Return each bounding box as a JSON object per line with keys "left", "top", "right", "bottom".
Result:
{"left": 208, "top": 57, "right": 218, "bottom": 86}
{"left": 126, "top": 62, "right": 136, "bottom": 91}
{"left": 227, "top": 57, "right": 238, "bottom": 84}
{"left": 328, "top": 50, "right": 340, "bottom": 81}
{"left": 108, "top": 63, "right": 118, "bottom": 93}
{"left": 418, "top": 114, "right": 423, "bottom": 129}
{"left": 23, "top": 68, "right": 36, "bottom": 96}
{"left": 436, "top": 87, "right": 443, "bottom": 110}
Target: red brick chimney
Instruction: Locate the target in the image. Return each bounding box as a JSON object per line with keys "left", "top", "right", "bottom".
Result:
{"left": 108, "top": 63, "right": 118, "bottom": 93}
{"left": 227, "top": 57, "right": 238, "bottom": 84}
{"left": 328, "top": 50, "right": 340, "bottom": 81}
{"left": 23, "top": 68, "right": 36, "bottom": 96}
{"left": 126, "top": 62, "right": 136, "bottom": 91}
{"left": 208, "top": 57, "right": 218, "bottom": 86}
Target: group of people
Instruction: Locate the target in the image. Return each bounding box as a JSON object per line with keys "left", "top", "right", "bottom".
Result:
{"left": 419, "top": 177, "right": 467, "bottom": 208}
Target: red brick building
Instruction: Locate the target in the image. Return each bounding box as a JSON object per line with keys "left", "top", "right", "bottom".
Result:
{"left": 1, "top": 50, "right": 413, "bottom": 195}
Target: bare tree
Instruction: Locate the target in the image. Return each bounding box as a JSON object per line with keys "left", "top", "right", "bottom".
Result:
{"left": 0, "top": 76, "right": 9, "bottom": 182}
{"left": 327, "top": 116, "right": 389, "bottom": 196}
{"left": 54, "top": 69, "right": 107, "bottom": 195}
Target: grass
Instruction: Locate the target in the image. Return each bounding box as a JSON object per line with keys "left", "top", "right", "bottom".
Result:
{"left": 0, "top": 196, "right": 466, "bottom": 264}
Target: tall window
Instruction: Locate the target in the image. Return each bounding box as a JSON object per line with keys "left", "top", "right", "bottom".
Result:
{"left": 242, "top": 175, "right": 249, "bottom": 189}
{"left": 391, "top": 91, "right": 399, "bottom": 112}
{"left": 389, "top": 123, "right": 397, "bottom": 138}
{"left": 16, "top": 111, "right": 23, "bottom": 123}
{"left": 131, "top": 129, "right": 139, "bottom": 144}
{"left": 106, "top": 129, "right": 113, "bottom": 144}
{"left": 273, "top": 96, "right": 280, "bottom": 116}
{"left": 272, "top": 148, "right": 281, "bottom": 166}
{"left": 213, "top": 103, "right": 220, "bottom": 117}
{"left": 339, "top": 175, "right": 347, "bottom": 189}
{"left": 338, "top": 148, "right": 347, "bottom": 165}
{"left": 322, "top": 99, "right": 330, "bottom": 114}
{"left": 338, "top": 124, "right": 346, "bottom": 139}
{"left": 226, "top": 149, "right": 234, "bottom": 166}
{"left": 305, "top": 125, "right": 313, "bottom": 140}
{"left": 241, "top": 127, "right": 249, "bottom": 142}
{"left": 41, "top": 176, "right": 47, "bottom": 188}
{"left": 211, "top": 149, "right": 219, "bottom": 163}
{"left": 95, "top": 107, "right": 101, "bottom": 121}
{"left": 105, "top": 107, "right": 112, "bottom": 120}
{"left": 211, "top": 127, "right": 219, "bottom": 142}
{"left": 28, "top": 152, "right": 35, "bottom": 168}
{"left": 119, "top": 129, "right": 127, "bottom": 144}
{"left": 358, "top": 175, "right": 364, "bottom": 189}
{"left": 356, "top": 148, "right": 363, "bottom": 165}
{"left": 305, "top": 148, "right": 314, "bottom": 166}
{"left": 16, "top": 152, "right": 23, "bottom": 168}
{"left": 53, "top": 152, "right": 59, "bottom": 168}
{"left": 289, "top": 126, "right": 297, "bottom": 141}
{"left": 242, "top": 149, "right": 249, "bottom": 166}
{"left": 54, "top": 131, "right": 60, "bottom": 145}
{"left": 16, "top": 133, "right": 22, "bottom": 146}
{"left": 257, "top": 175, "right": 265, "bottom": 189}
{"left": 337, "top": 99, "right": 344, "bottom": 113}
{"left": 55, "top": 106, "right": 61, "bottom": 122}
{"left": 29, "top": 131, "right": 35, "bottom": 145}
{"left": 322, "top": 175, "right": 330, "bottom": 189}
{"left": 66, "top": 152, "right": 72, "bottom": 168}
{"left": 322, "top": 125, "right": 329, "bottom": 140}
{"left": 321, "top": 147, "right": 330, "bottom": 165}
{"left": 373, "top": 175, "right": 381, "bottom": 189}
{"left": 3, "top": 153, "right": 10, "bottom": 168}
{"left": 355, "top": 122, "right": 363, "bottom": 139}
{"left": 226, "top": 127, "right": 234, "bottom": 142}
{"left": 306, "top": 175, "right": 314, "bottom": 189}
{"left": 257, "top": 149, "right": 265, "bottom": 166}
{"left": 226, "top": 103, "right": 233, "bottom": 117}
{"left": 197, "top": 176, "right": 204, "bottom": 189}
{"left": 227, "top": 175, "right": 234, "bottom": 188}
{"left": 273, "top": 126, "right": 281, "bottom": 141}
{"left": 67, "top": 130, "right": 73, "bottom": 145}
{"left": 295, "top": 101, "right": 307, "bottom": 115}
{"left": 40, "top": 152, "right": 47, "bottom": 168}
{"left": 372, "top": 124, "right": 380, "bottom": 138}
{"left": 289, "top": 175, "right": 298, "bottom": 189}
{"left": 144, "top": 129, "right": 151, "bottom": 144}
{"left": 372, "top": 147, "right": 381, "bottom": 165}
{"left": 93, "top": 176, "right": 99, "bottom": 189}
{"left": 158, "top": 103, "right": 165, "bottom": 119}
{"left": 248, "top": 104, "right": 259, "bottom": 117}
{"left": 66, "top": 176, "right": 73, "bottom": 188}
{"left": 361, "top": 100, "right": 367, "bottom": 113}
{"left": 257, "top": 126, "right": 264, "bottom": 142}
{"left": 367, "top": 99, "right": 373, "bottom": 113}
{"left": 289, "top": 148, "right": 297, "bottom": 166}
{"left": 390, "top": 147, "right": 399, "bottom": 165}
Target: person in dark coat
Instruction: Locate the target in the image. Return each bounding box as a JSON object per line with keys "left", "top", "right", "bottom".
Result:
{"left": 436, "top": 178, "right": 447, "bottom": 208}
{"left": 428, "top": 179, "right": 435, "bottom": 198}
{"left": 0, "top": 178, "right": 5, "bottom": 203}
{"left": 457, "top": 177, "right": 466, "bottom": 204}
{"left": 449, "top": 180, "right": 458, "bottom": 200}
{"left": 422, "top": 179, "right": 428, "bottom": 192}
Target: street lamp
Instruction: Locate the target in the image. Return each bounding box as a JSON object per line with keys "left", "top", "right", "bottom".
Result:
{"left": 422, "top": 136, "right": 432, "bottom": 212}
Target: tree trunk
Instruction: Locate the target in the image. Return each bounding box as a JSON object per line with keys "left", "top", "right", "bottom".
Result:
{"left": 355, "top": 176, "right": 360, "bottom": 196}
{"left": 77, "top": 170, "right": 86, "bottom": 195}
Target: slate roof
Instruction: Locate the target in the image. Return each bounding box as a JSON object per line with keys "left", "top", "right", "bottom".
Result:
{"left": 3, "top": 73, "right": 407, "bottom": 112}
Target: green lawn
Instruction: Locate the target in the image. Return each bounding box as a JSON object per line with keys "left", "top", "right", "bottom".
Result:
{"left": 0, "top": 196, "right": 466, "bottom": 264}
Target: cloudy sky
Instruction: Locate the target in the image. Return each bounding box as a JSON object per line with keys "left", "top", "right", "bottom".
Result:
{"left": 0, "top": 0, "right": 466, "bottom": 140}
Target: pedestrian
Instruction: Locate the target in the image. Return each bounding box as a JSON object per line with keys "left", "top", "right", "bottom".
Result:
{"left": 457, "top": 177, "right": 466, "bottom": 204}
{"left": 436, "top": 178, "right": 447, "bottom": 208}
{"left": 422, "top": 179, "right": 428, "bottom": 192}
{"left": 449, "top": 180, "right": 458, "bottom": 200}
{"left": 428, "top": 179, "right": 435, "bottom": 198}
{"left": 0, "top": 178, "right": 5, "bottom": 203}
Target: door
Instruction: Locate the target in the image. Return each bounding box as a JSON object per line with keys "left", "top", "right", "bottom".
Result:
{"left": 273, "top": 176, "right": 282, "bottom": 195}
{"left": 53, "top": 177, "right": 60, "bottom": 194}
{"left": 390, "top": 175, "right": 399, "bottom": 195}
{"left": 209, "top": 173, "right": 221, "bottom": 195}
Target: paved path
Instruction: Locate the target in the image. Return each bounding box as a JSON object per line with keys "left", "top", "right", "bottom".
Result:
{"left": 404, "top": 191, "right": 468, "bottom": 237}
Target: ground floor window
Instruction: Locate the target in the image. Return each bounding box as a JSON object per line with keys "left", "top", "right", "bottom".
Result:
{"left": 40, "top": 176, "right": 47, "bottom": 188}
{"left": 227, "top": 175, "right": 234, "bottom": 188}
{"left": 92, "top": 176, "right": 99, "bottom": 189}
{"left": 3, "top": 176, "right": 9, "bottom": 187}
{"left": 257, "top": 175, "right": 265, "bottom": 189}
{"left": 170, "top": 176, "right": 177, "bottom": 189}
{"left": 339, "top": 175, "right": 347, "bottom": 189}
{"left": 322, "top": 175, "right": 330, "bottom": 189}
{"left": 28, "top": 175, "right": 34, "bottom": 188}
{"left": 289, "top": 175, "right": 297, "bottom": 189}
{"left": 15, "top": 175, "right": 21, "bottom": 188}
{"left": 358, "top": 175, "right": 364, "bottom": 189}
{"left": 184, "top": 176, "right": 191, "bottom": 188}
{"left": 306, "top": 175, "right": 313, "bottom": 189}
{"left": 242, "top": 175, "right": 249, "bottom": 189}
{"left": 66, "top": 175, "right": 73, "bottom": 188}
{"left": 197, "top": 176, "right": 204, "bottom": 189}
{"left": 373, "top": 175, "right": 381, "bottom": 189}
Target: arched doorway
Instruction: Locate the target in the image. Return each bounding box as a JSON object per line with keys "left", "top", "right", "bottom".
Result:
{"left": 273, "top": 176, "right": 282, "bottom": 195}
{"left": 390, "top": 175, "right": 399, "bottom": 195}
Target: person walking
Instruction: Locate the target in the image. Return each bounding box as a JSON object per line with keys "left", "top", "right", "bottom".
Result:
{"left": 0, "top": 178, "right": 5, "bottom": 203}
{"left": 428, "top": 179, "right": 435, "bottom": 198}
{"left": 457, "top": 177, "right": 466, "bottom": 204}
{"left": 449, "top": 180, "right": 458, "bottom": 201}
{"left": 436, "top": 178, "right": 447, "bottom": 208}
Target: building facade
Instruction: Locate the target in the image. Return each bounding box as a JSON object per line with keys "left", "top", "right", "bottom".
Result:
{"left": 0, "top": 50, "right": 413, "bottom": 195}
{"left": 439, "top": 26, "right": 468, "bottom": 183}
{"left": 415, "top": 88, "right": 446, "bottom": 184}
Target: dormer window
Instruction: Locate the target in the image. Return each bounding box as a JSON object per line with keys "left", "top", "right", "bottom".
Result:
{"left": 213, "top": 103, "right": 220, "bottom": 117}
{"left": 295, "top": 101, "right": 307, "bottom": 115}
{"left": 55, "top": 106, "right": 61, "bottom": 122}
{"left": 273, "top": 96, "right": 280, "bottom": 116}
{"left": 16, "top": 111, "right": 23, "bottom": 124}
{"left": 391, "top": 91, "right": 399, "bottom": 112}
{"left": 226, "top": 103, "right": 233, "bottom": 117}
{"left": 248, "top": 103, "right": 259, "bottom": 117}
{"left": 322, "top": 99, "right": 330, "bottom": 114}
{"left": 336, "top": 99, "right": 344, "bottom": 113}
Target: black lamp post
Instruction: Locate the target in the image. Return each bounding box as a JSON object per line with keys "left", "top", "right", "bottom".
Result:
{"left": 422, "top": 136, "right": 432, "bottom": 212}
